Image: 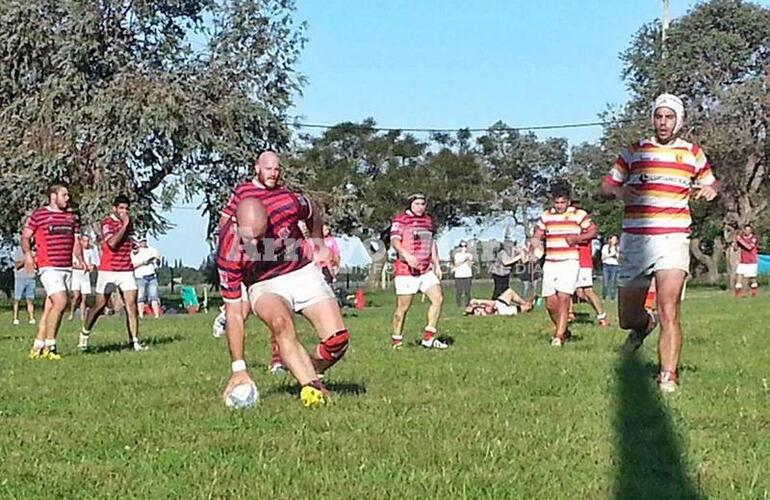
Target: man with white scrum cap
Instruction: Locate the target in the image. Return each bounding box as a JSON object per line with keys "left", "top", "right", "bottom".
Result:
{"left": 389, "top": 193, "right": 447, "bottom": 349}
{"left": 601, "top": 93, "right": 718, "bottom": 393}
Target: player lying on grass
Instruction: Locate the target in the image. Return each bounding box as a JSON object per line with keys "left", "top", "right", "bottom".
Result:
{"left": 464, "top": 287, "right": 533, "bottom": 316}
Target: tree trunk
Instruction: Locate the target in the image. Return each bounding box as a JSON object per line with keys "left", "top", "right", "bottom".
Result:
{"left": 689, "top": 237, "right": 722, "bottom": 284}
{"left": 725, "top": 243, "right": 741, "bottom": 293}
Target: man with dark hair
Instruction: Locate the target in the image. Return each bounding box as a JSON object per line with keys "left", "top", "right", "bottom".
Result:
{"left": 531, "top": 183, "right": 596, "bottom": 346}
{"left": 22, "top": 183, "right": 84, "bottom": 359}
{"left": 734, "top": 224, "right": 759, "bottom": 298}
{"left": 389, "top": 194, "right": 447, "bottom": 350}
{"left": 80, "top": 195, "right": 146, "bottom": 351}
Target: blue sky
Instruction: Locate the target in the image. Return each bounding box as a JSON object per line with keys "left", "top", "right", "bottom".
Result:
{"left": 153, "top": 0, "right": 759, "bottom": 266}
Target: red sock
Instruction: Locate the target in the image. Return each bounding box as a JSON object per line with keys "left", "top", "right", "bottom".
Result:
{"left": 423, "top": 326, "right": 436, "bottom": 341}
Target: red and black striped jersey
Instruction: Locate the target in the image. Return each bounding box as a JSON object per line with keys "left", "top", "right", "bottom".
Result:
{"left": 24, "top": 207, "right": 80, "bottom": 268}
{"left": 219, "top": 181, "right": 313, "bottom": 283}
{"left": 99, "top": 215, "right": 134, "bottom": 272}
{"left": 390, "top": 211, "right": 436, "bottom": 276}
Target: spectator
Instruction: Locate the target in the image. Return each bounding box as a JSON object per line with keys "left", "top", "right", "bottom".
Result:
{"left": 452, "top": 240, "right": 474, "bottom": 307}
{"left": 601, "top": 235, "right": 620, "bottom": 300}
{"left": 319, "top": 224, "right": 341, "bottom": 285}
{"left": 131, "top": 238, "right": 162, "bottom": 318}
{"left": 489, "top": 242, "right": 519, "bottom": 299}
{"left": 69, "top": 234, "right": 100, "bottom": 321}
{"left": 516, "top": 246, "right": 541, "bottom": 300}
{"left": 12, "top": 244, "right": 36, "bottom": 325}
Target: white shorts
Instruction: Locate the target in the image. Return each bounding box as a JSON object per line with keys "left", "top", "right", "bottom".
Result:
{"left": 39, "top": 267, "right": 72, "bottom": 297}
{"left": 96, "top": 271, "right": 138, "bottom": 294}
{"left": 71, "top": 269, "right": 92, "bottom": 294}
{"left": 247, "top": 264, "right": 335, "bottom": 313}
{"left": 576, "top": 267, "right": 593, "bottom": 288}
{"left": 394, "top": 271, "right": 441, "bottom": 296}
{"left": 736, "top": 263, "right": 758, "bottom": 278}
{"left": 618, "top": 233, "right": 690, "bottom": 288}
{"left": 495, "top": 299, "right": 518, "bottom": 316}
{"left": 541, "top": 260, "right": 580, "bottom": 297}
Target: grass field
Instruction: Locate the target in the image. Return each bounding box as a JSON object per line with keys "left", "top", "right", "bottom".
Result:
{"left": 1, "top": 287, "right": 769, "bottom": 499}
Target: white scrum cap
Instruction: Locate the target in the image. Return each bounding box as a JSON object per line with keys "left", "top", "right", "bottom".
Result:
{"left": 652, "top": 93, "right": 685, "bottom": 136}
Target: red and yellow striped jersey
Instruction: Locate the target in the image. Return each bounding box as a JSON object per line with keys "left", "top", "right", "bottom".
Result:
{"left": 604, "top": 138, "right": 716, "bottom": 235}
{"left": 535, "top": 206, "right": 591, "bottom": 261}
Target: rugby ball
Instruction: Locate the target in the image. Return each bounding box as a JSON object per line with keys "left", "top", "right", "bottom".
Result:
{"left": 225, "top": 382, "right": 260, "bottom": 409}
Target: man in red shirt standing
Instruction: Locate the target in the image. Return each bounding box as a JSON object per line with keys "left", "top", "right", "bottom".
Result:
{"left": 735, "top": 224, "right": 759, "bottom": 297}
{"left": 80, "top": 195, "right": 146, "bottom": 352}
{"left": 22, "top": 184, "right": 84, "bottom": 359}
{"left": 390, "top": 194, "right": 447, "bottom": 350}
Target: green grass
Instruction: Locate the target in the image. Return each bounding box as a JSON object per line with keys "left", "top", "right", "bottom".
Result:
{"left": 1, "top": 288, "right": 769, "bottom": 499}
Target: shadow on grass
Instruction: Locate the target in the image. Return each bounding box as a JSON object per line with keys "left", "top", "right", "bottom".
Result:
{"left": 267, "top": 380, "right": 367, "bottom": 397}
{"left": 85, "top": 334, "right": 181, "bottom": 354}
{"left": 613, "top": 354, "right": 700, "bottom": 499}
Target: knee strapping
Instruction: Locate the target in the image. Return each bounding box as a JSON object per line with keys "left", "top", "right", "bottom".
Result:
{"left": 316, "top": 330, "right": 350, "bottom": 362}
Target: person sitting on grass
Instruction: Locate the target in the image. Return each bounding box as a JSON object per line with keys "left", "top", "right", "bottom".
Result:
{"left": 464, "top": 287, "right": 533, "bottom": 316}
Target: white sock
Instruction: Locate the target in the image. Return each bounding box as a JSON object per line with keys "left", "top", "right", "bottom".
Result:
{"left": 44, "top": 339, "right": 56, "bottom": 349}
{"left": 33, "top": 339, "right": 45, "bottom": 351}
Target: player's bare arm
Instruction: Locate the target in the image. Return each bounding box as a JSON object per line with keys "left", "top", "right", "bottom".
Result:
{"left": 392, "top": 238, "right": 419, "bottom": 268}
{"left": 20, "top": 226, "right": 35, "bottom": 269}
{"left": 222, "top": 300, "right": 254, "bottom": 400}
{"left": 431, "top": 241, "right": 442, "bottom": 279}
{"left": 106, "top": 215, "right": 131, "bottom": 250}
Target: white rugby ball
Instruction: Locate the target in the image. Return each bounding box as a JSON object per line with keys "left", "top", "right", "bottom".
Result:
{"left": 225, "top": 382, "right": 260, "bottom": 409}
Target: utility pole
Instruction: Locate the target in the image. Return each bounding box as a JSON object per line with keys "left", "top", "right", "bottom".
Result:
{"left": 662, "top": 0, "right": 671, "bottom": 57}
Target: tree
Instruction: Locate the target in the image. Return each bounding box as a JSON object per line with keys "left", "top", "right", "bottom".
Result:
{"left": 0, "top": 0, "right": 306, "bottom": 239}
{"left": 567, "top": 142, "right": 623, "bottom": 238}
{"left": 476, "top": 122, "right": 569, "bottom": 237}
{"left": 603, "top": 0, "right": 770, "bottom": 283}
{"left": 291, "top": 121, "right": 492, "bottom": 289}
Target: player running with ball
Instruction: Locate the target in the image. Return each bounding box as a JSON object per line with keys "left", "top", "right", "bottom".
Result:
{"left": 601, "top": 93, "right": 717, "bottom": 393}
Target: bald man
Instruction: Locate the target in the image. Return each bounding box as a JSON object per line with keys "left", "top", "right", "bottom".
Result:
{"left": 218, "top": 154, "right": 351, "bottom": 407}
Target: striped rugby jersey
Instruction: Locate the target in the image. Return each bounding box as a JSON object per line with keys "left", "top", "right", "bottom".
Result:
{"left": 535, "top": 206, "right": 591, "bottom": 262}
{"left": 604, "top": 137, "right": 716, "bottom": 235}
{"left": 99, "top": 215, "right": 135, "bottom": 272}
{"left": 219, "top": 181, "right": 313, "bottom": 282}
{"left": 390, "top": 211, "right": 436, "bottom": 276}
{"left": 24, "top": 207, "right": 80, "bottom": 268}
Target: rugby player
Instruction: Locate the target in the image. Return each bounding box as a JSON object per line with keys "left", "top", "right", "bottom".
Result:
{"left": 80, "top": 195, "right": 147, "bottom": 352}
{"left": 219, "top": 153, "right": 351, "bottom": 406}
{"left": 22, "top": 184, "right": 84, "bottom": 359}
{"left": 734, "top": 224, "right": 759, "bottom": 297}
{"left": 601, "top": 93, "right": 718, "bottom": 393}
{"left": 389, "top": 194, "right": 447, "bottom": 350}
{"left": 531, "top": 184, "right": 596, "bottom": 346}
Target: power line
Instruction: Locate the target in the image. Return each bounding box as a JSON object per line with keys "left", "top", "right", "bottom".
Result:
{"left": 289, "top": 117, "right": 643, "bottom": 133}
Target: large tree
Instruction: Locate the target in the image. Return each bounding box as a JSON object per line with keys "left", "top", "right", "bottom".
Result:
{"left": 0, "top": 0, "right": 305, "bottom": 238}
{"left": 602, "top": 0, "right": 770, "bottom": 283}
{"left": 290, "top": 121, "right": 492, "bottom": 288}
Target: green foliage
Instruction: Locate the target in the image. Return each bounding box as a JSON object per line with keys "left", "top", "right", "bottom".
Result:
{"left": 0, "top": 0, "right": 305, "bottom": 237}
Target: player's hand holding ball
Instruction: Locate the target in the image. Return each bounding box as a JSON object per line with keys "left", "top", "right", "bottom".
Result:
{"left": 223, "top": 371, "right": 259, "bottom": 409}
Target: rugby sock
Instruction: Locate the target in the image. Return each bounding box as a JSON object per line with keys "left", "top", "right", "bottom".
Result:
{"left": 44, "top": 339, "right": 56, "bottom": 352}
{"left": 423, "top": 326, "right": 437, "bottom": 341}
{"left": 33, "top": 339, "right": 45, "bottom": 352}
{"left": 391, "top": 335, "right": 403, "bottom": 345}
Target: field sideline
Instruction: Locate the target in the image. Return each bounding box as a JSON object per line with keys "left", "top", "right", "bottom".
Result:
{"left": 1, "top": 287, "right": 768, "bottom": 499}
